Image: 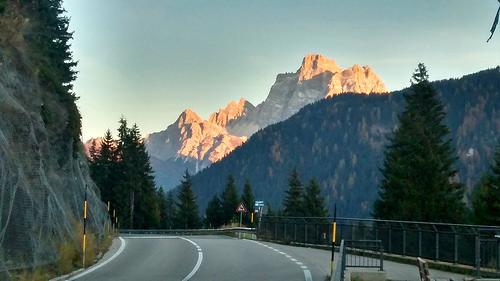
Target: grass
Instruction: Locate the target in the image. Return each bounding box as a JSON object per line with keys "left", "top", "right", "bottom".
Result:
{"left": 13, "top": 221, "right": 116, "bottom": 281}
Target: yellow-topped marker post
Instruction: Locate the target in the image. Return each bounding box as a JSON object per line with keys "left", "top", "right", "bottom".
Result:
{"left": 330, "top": 204, "right": 337, "bottom": 277}
{"left": 82, "top": 185, "right": 88, "bottom": 268}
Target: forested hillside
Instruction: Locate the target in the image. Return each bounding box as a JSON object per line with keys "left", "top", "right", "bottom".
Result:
{"left": 188, "top": 67, "right": 500, "bottom": 217}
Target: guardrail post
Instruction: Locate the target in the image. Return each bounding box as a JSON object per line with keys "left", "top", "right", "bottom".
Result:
{"left": 380, "top": 244, "right": 384, "bottom": 271}
{"left": 496, "top": 238, "right": 499, "bottom": 272}
{"left": 403, "top": 227, "right": 406, "bottom": 256}
{"left": 304, "top": 223, "right": 308, "bottom": 244}
{"left": 274, "top": 222, "right": 277, "bottom": 240}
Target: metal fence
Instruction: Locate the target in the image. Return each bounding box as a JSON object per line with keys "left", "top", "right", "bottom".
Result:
{"left": 333, "top": 240, "right": 384, "bottom": 281}
{"left": 257, "top": 216, "right": 500, "bottom": 274}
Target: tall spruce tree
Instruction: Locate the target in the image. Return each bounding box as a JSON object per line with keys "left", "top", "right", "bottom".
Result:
{"left": 205, "top": 194, "right": 224, "bottom": 229}
{"left": 472, "top": 144, "right": 500, "bottom": 225}
{"left": 241, "top": 179, "right": 255, "bottom": 225}
{"left": 304, "top": 178, "right": 327, "bottom": 217}
{"left": 89, "top": 129, "right": 117, "bottom": 209}
{"left": 373, "top": 64, "right": 465, "bottom": 222}
{"left": 163, "top": 191, "right": 177, "bottom": 229}
{"left": 221, "top": 175, "right": 239, "bottom": 225}
{"left": 283, "top": 169, "right": 304, "bottom": 216}
{"left": 175, "top": 171, "right": 201, "bottom": 229}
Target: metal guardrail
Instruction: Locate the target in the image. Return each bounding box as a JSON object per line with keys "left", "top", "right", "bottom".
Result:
{"left": 257, "top": 216, "right": 500, "bottom": 275}
{"left": 119, "top": 227, "right": 256, "bottom": 236}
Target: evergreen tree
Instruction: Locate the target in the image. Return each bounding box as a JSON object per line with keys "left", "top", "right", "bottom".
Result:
{"left": 373, "top": 64, "right": 465, "bottom": 222}
{"left": 472, "top": 144, "right": 500, "bottom": 225}
{"left": 164, "top": 191, "right": 177, "bottom": 229}
{"left": 283, "top": 169, "right": 305, "bottom": 216}
{"left": 175, "top": 171, "right": 201, "bottom": 229}
{"left": 205, "top": 194, "right": 224, "bottom": 229}
{"left": 304, "top": 178, "right": 327, "bottom": 217}
{"left": 89, "top": 130, "right": 117, "bottom": 208}
{"left": 241, "top": 179, "right": 255, "bottom": 225}
{"left": 221, "top": 175, "right": 239, "bottom": 225}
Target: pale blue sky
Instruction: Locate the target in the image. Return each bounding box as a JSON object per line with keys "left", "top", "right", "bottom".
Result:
{"left": 64, "top": 0, "right": 500, "bottom": 140}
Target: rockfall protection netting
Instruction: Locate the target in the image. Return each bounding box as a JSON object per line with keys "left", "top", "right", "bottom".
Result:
{"left": 0, "top": 49, "right": 109, "bottom": 279}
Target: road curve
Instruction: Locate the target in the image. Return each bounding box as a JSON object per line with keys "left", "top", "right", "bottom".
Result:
{"left": 71, "top": 235, "right": 316, "bottom": 281}
{"left": 69, "top": 235, "right": 468, "bottom": 281}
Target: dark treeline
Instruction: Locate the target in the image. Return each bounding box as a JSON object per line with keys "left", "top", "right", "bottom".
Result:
{"left": 204, "top": 175, "right": 256, "bottom": 228}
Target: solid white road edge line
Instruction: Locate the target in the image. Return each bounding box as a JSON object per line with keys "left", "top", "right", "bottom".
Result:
{"left": 179, "top": 237, "right": 203, "bottom": 281}
{"left": 117, "top": 236, "right": 204, "bottom": 281}
{"left": 68, "top": 237, "right": 127, "bottom": 281}
{"left": 247, "top": 240, "right": 313, "bottom": 281}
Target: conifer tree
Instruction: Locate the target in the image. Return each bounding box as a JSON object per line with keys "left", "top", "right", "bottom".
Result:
{"left": 221, "top": 175, "right": 239, "bottom": 225}
{"left": 175, "top": 171, "right": 201, "bottom": 229}
{"left": 373, "top": 64, "right": 465, "bottom": 222}
{"left": 205, "top": 194, "right": 224, "bottom": 229}
{"left": 304, "top": 178, "right": 327, "bottom": 217}
{"left": 283, "top": 169, "right": 304, "bottom": 216}
{"left": 472, "top": 144, "right": 500, "bottom": 225}
{"left": 164, "top": 191, "right": 177, "bottom": 229}
{"left": 241, "top": 179, "right": 255, "bottom": 225}
{"left": 89, "top": 129, "right": 117, "bottom": 208}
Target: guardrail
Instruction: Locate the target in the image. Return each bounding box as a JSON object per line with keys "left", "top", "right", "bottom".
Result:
{"left": 257, "top": 216, "right": 500, "bottom": 275}
{"left": 119, "top": 227, "right": 256, "bottom": 236}
{"left": 332, "top": 240, "right": 384, "bottom": 281}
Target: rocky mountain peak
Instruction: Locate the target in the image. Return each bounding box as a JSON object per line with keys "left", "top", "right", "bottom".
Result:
{"left": 209, "top": 98, "right": 255, "bottom": 127}
{"left": 177, "top": 108, "right": 203, "bottom": 126}
{"left": 298, "top": 53, "right": 341, "bottom": 81}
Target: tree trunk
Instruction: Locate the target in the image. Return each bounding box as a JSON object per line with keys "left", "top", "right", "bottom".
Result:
{"left": 130, "top": 190, "right": 135, "bottom": 229}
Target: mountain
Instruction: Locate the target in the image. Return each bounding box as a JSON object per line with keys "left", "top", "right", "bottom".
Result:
{"left": 145, "top": 107, "right": 249, "bottom": 188}
{"left": 187, "top": 67, "right": 500, "bottom": 218}
{"left": 226, "top": 54, "right": 388, "bottom": 136}
{"left": 0, "top": 3, "right": 107, "bottom": 277}
{"left": 146, "top": 54, "right": 387, "bottom": 189}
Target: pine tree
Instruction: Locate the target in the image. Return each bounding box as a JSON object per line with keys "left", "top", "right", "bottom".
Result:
{"left": 221, "top": 175, "right": 239, "bottom": 225}
{"left": 472, "top": 144, "right": 500, "bottom": 225}
{"left": 373, "top": 63, "right": 465, "bottom": 222}
{"left": 241, "top": 179, "right": 255, "bottom": 225}
{"left": 175, "top": 171, "right": 201, "bottom": 229}
{"left": 304, "top": 178, "right": 327, "bottom": 217}
{"left": 164, "top": 191, "right": 177, "bottom": 229}
{"left": 205, "top": 194, "right": 224, "bottom": 229}
{"left": 283, "top": 169, "right": 304, "bottom": 216}
{"left": 89, "top": 129, "right": 117, "bottom": 209}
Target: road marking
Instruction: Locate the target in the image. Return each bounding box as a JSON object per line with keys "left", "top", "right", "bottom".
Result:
{"left": 179, "top": 237, "right": 203, "bottom": 281}
{"left": 69, "top": 237, "right": 127, "bottom": 280}
{"left": 247, "top": 240, "right": 313, "bottom": 281}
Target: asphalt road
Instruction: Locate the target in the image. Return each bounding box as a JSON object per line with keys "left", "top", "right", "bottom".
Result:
{"left": 67, "top": 235, "right": 469, "bottom": 281}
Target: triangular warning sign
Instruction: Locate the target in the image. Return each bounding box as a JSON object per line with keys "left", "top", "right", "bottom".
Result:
{"left": 236, "top": 202, "right": 247, "bottom": 213}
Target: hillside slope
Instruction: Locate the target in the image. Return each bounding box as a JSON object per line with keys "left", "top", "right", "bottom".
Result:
{"left": 0, "top": 2, "right": 107, "bottom": 277}
{"left": 188, "top": 67, "right": 500, "bottom": 217}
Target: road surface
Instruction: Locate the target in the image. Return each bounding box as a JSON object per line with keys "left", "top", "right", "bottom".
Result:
{"left": 67, "top": 235, "right": 469, "bottom": 281}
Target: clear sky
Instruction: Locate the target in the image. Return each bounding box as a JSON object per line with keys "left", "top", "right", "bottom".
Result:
{"left": 64, "top": 0, "right": 500, "bottom": 140}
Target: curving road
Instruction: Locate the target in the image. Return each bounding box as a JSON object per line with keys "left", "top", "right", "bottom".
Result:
{"left": 66, "top": 235, "right": 468, "bottom": 281}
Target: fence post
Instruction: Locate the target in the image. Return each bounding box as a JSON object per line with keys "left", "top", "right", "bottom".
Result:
{"left": 380, "top": 244, "right": 384, "bottom": 271}
{"left": 496, "top": 238, "right": 499, "bottom": 272}
{"left": 435, "top": 231, "right": 439, "bottom": 261}
{"left": 284, "top": 222, "right": 287, "bottom": 241}
{"left": 402, "top": 223, "right": 406, "bottom": 257}
{"left": 274, "top": 222, "right": 277, "bottom": 240}
{"left": 304, "top": 223, "right": 308, "bottom": 244}
{"left": 294, "top": 223, "right": 297, "bottom": 241}
{"left": 388, "top": 225, "right": 392, "bottom": 253}
{"left": 475, "top": 233, "right": 481, "bottom": 277}
{"left": 454, "top": 232, "right": 458, "bottom": 264}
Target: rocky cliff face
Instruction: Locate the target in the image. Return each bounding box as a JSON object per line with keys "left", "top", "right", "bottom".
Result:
{"left": 0, "top": 5, "right": 107, "bottom": 277}
{"left": 227, "top": 54, "right": 388, "bottom": 136}
{"left": 145, "top": 54, "right": 388, "bottom": 189}
{"left": 145, "top": 107, "right": 248, "bottom": 188}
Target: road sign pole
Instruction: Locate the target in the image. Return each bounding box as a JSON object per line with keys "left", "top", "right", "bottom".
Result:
{"left": 239, "top": 211, "right": 242, "bottom": 227}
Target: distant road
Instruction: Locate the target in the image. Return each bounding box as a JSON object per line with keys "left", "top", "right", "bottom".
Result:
{"left": 68, "top": 235, "right": 468, "bottom": 281}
